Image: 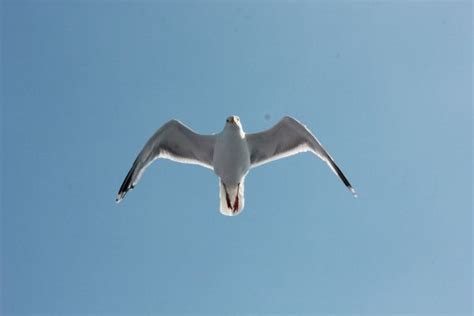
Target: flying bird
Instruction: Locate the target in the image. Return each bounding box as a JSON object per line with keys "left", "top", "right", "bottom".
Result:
{"left": 116, "top": 116, "right": 356, "bottom": 216}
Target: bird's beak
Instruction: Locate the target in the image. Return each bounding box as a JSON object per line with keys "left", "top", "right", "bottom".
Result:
{"left": 229, "top": 117, "right": 236, "bottom": 124}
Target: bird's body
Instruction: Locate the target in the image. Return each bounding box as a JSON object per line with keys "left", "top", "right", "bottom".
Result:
{"left": 212, "top": 120, "right": 250, "bottom": 215}
{"left": 213, "top": 122, "right": 250, "bottom": 185}
{"left": 116, "top": 115, "right": 356, "bottom": 216}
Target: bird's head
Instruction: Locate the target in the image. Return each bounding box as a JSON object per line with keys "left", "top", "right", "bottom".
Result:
{"left": 225, "top": 115, "right": 242, "bottom": 129}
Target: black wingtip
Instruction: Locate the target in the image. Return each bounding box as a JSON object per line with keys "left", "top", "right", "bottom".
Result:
{"left": 116, "top": 160, "right": 138, "bottom": 204}
{"left": 116, "top": 183, "right": 135, "bottom": 204}
{"left": 115, "top": 190, "right": 125, "bottom": 204}
{"left": 329, "top": 160, "right": 357, "bottom": 197}
{"left": 349, "top": 187, "right": 358, "bottom": 198}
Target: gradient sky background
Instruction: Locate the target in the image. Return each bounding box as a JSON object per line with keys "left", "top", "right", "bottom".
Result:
{"left": 1, "top": 1, "right": 472, "bottom": 315}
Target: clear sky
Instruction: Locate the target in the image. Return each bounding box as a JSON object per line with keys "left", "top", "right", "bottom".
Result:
{"left": 1, "top": 1, "right": 472, "bottom": 315}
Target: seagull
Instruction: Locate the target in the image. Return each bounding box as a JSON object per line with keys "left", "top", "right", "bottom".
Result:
{"left": 116, "top": 116, "right": 356, "bottom": 216}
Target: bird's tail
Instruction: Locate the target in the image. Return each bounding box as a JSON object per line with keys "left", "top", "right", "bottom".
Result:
{"left": 219, "top": 180, "right": 245, "bottom": 216}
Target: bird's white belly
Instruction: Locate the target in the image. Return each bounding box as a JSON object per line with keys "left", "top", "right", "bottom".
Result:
{"left": 213, "top": 134, "right": 250, "bottom": 185}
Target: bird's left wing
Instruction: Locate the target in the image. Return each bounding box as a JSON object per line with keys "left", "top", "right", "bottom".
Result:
{"left": 246, "top": 116, "right": 356, "bottom": 196}
{"left": 116, "top": 120, "right": 215, "bottom": 202}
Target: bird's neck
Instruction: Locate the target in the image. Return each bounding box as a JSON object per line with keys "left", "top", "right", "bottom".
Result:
{"left": 224, "top": 126, "right": 245, "bottom": 139}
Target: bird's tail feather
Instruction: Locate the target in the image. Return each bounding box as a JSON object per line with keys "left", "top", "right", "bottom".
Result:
{"left": 219, "top": 180, "right": 245, "bottom": 216}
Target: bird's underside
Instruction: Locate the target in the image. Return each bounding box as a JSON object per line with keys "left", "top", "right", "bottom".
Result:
{"left": 116, "top": 116, "right": 356, "bottom": 215}
{"left": 219, "top": 181, "right": 245, "bottom": 216}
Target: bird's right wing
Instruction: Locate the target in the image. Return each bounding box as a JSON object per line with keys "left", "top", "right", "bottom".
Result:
{"left": 116, "top": 120, "right": 215, "bottom": 202}
{"left": 246, "top": 116, "right": 356, "bottom": 196}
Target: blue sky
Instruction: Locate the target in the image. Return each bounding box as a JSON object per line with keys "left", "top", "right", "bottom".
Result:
{"left": 1, "top": 1, "right": 472, "bottom": 315}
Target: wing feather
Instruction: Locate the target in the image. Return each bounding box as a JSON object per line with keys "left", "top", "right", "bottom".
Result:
{"left": 246, "top": 116, "right": 356, "bottom": 196}
{"left": 116, "top": 120, "right": 215, "bottom": 202}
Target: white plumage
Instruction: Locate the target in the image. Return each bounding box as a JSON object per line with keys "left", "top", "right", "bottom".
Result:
{"left": 116, "top": 115, "right": 356, "bottom": 216}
